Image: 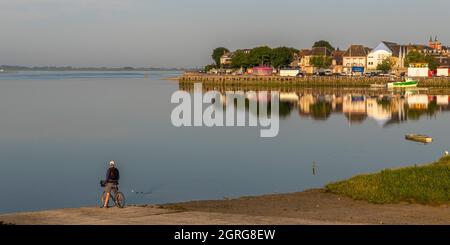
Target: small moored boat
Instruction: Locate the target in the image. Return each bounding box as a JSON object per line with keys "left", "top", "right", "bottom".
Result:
{"left": 405, "top": 134, "right": 433, "bottom": 144}
{"left": 387, "top": 78, "right": 418, "bottom": 88}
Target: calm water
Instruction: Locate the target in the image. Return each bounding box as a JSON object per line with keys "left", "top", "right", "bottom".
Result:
{"left": 1, "top": 71, "right": 449, "bottom": 213}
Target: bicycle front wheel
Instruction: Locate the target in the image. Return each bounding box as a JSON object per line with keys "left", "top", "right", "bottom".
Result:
{"left": 115, "top": 192, "right": 126, "bottom": 208}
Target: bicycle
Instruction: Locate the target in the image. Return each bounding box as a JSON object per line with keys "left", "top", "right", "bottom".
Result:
{"left": 100, "top": 180, "right": 126, "bottom": 208}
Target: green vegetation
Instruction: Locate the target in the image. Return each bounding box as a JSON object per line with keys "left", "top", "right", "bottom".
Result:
{"left": 249, "top": 46, "right": 273, "bottom": 66}
{"left": 309, "top": 40, "right": 334, "bottom": 69}
{"left": 326, "top": 156, "right": 450, "bottom": 205}
{"left": 204, "top": 64, "right": 217, "bottom": 72}
{"left": 310, "top": 56, "right": 332, "bottom": 69}
{"left": 309, "top": 102, "right": 332, "bottom": 120}
{"left": 404, "top": 50, "right": 439, "bottom": 70}
{"left": 227, "top": 46, "right": 298, "bottom": 69}
{"left": 377, "top": 58, "right": 394, "bottom": 74}
{"left": 406, "top": 101, "right": 438, "bottom": 120}
{"left": 271, "top": 47, "right": 299, "bottom": 69}
{"left": 313, "top": 40, "right": 335, "bottom": 51}
{"left": 212, "top": 47, "right": 230, "bottom": 66}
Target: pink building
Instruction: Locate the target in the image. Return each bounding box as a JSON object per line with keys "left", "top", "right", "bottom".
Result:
{"left": 252, "top": 66, "right": 273, "bottom": 76}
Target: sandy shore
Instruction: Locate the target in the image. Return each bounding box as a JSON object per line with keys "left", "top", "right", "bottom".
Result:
{"left": 1, "top": 189, "right": 448, "bottom": 225}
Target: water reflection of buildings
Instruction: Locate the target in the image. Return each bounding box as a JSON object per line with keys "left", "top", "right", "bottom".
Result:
{"left": 229, "top": 91, "right": 448, "bottom": 126}
{"left": 180, "top": 84, "right": 450, "bottom": 126}
{"left": 293, "top": 91, "right": 449, "bottom": 126}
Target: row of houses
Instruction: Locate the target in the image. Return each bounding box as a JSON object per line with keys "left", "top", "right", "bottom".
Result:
{"left": 220, "top": 37, "right": 450, "bottom": 77}
{"left": 291, "top": 37, "right": 450, "bottom": 76}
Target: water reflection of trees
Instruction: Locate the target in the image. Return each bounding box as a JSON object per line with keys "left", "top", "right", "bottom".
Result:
{"left": 179, "top": 84, "right": 450, "bottom": 127}
{"left": 406, "top": 101, "right": 438, "bottom": 120}
{"left": 279, "top": 102, "right": 295, "bottom": 119}
{"left": 309, "top": 102, "right": 332, "bottom": 120}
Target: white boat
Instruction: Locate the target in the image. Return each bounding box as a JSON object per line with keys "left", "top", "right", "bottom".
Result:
{"left": 387, "top": 78, "right": 418, "bottom": 88}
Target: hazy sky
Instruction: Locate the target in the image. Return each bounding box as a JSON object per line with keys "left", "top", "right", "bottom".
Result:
{"left": 0, "top": 0, "right": 449, "bottom": 68}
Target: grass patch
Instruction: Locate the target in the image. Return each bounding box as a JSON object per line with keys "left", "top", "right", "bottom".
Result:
{"left": 326, "top": 156, "right": 450, "bottom": 205}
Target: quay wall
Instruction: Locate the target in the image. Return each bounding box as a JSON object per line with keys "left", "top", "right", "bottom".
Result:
{"left": 178, "top": 73, "right": 450, "bottom": 88}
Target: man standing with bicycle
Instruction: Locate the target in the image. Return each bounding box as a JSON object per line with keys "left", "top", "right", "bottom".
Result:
{"left": 103, "top": 160, "right": 120, "bottom": 208}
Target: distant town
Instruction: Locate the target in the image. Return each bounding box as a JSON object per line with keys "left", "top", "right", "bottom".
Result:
{"left": 206, "top": 37, "right": 450, "bottom": 78}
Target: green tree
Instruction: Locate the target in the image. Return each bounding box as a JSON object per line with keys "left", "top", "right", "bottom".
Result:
{"left": 204, "top": 64, "right": 217, "bottom": 72}
{"left": 404, "top": 51, "right": 439, "bottom": 70}
{"left": 270, "top": 47, "right": 299, "bottom": 68}
{"left": 425, "top": 55, "right": 439, "bottom": 71}
{"left": 230, "top": 46, "right": 299, "bottom": 69}
{"left": 377, "top": 58, "right": 394, "bottom": 74}
{"left": 310, "top": 56, "right": 332, "bottom": 69}
{"left": 249, "top": 46, "right": 273, "bottom": 66}
{"left": 404, "top": 51, "right": 424, "bottom": 67}
{"left": 313, "top": 40, "right": 335, "bottom": 51}
{"left": 212, "top": 47, "right": 229, "bottom": 66}
{"left": 231, "top": 50, "right": 251, "bottom": 68}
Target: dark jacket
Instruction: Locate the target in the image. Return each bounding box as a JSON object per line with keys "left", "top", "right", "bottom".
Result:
{"left": 106, "top": 167, "right": 120, "bottom": 184}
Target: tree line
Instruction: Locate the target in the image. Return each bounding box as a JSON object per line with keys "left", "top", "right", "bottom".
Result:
{"left": 209, "top": 46, "right": 299, "bottom": 70}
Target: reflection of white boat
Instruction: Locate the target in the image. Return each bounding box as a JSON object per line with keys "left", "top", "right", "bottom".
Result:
{"left": 279, "top": 92, "right": 299, "bottom": 102}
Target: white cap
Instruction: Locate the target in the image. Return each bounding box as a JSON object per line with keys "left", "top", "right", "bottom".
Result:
{"left": 109, "top": 160, "right": 116, "bottom": 166}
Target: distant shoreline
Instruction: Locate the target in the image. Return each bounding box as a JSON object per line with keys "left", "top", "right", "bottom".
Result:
{"left": 0, "top": 67, "right": 187, "bottom": 72}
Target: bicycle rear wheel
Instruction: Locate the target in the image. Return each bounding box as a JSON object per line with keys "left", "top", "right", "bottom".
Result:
{"left": 115, "top": 192, "right": 126, "bottom": 208}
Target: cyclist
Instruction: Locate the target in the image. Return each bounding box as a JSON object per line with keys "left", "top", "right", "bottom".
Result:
{"left": 103, "top": 160, "right": 120, "bottom": 208}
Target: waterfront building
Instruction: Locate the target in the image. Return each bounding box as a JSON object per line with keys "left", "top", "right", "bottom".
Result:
{"left": 332, "top": 50, "right": 345, "bottom": 74}
{"left": 220, "top": 52, "right": 233, "bottom": 66}
{"left": 437, "top": 66, "right": 450, "bottom": 77}
{"left": 367, "top": 41, "right": 400, "bottom": 71}
{"left": 311, "top": 47, "right": 332, "bottom": 57}
{"left": 219, "top": 49, "right": 251, "bottom": 67}
{"left": 310, "top": 47, "right": 333, "bottom": 73}
{"left": 343, "top": 45, "right": 372, "bottom": 75}
{"left": 408, "top": 63, "right": 430, "bottom": 77}
{"left": 298, "top": 49, "right": 313, "bottom": 74}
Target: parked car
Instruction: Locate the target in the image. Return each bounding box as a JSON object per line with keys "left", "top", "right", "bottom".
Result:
{"left": 324, "top": 70, "right": 333, "bottom": 76}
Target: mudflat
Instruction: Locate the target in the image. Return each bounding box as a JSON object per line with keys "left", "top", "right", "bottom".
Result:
{"left": 1, "top": 189, "right": 448, "bottom": 225}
